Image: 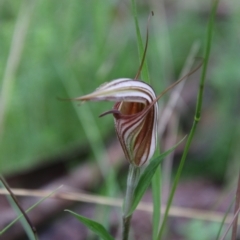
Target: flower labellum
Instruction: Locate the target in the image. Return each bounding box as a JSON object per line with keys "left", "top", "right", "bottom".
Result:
{"left": 74, "top": 78, "right": 158, "bottom": 167}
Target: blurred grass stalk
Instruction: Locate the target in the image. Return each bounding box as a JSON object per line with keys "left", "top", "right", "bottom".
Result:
{"left": 215, "top": 197, "right": 235, "bottom": 240}
{"left": 231, "top": 171, "right": 240, "bottom": 240}
{"left": 220, "top": 207, "right": 240, "bottom": 240}
{"left": 0, "top": 184, "right": 62, "bottom": 237}
{"left": 0, "top": 1, "right": 37, "bottom": 240}
{"left": 53, "top": 2, "right": 132, "bottom": 232}
{"left": 157, "top": 0, "right": 219, "bottom": 239}
{"left": 62, "top": 73, "right": 118, "bottom": 230}
{"left": 0, "top": 0, "right": 35, "bottom": 137}
{"left": 160, "top": 41, "right": 200, "bottom": 203}
{"left": 0, "top": 176, "right": 38, "bottom": 240}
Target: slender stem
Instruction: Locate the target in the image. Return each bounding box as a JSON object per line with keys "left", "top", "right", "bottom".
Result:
{"left": 122, "top": 165, "right": 140, "bottom": 240}
{"left": 0, "top": 186, "right": 61, "bottom": 235}
{"left": 157, "top": 1, "right": 219, "bottom": 239}
{"left": 130, "top": 0, "right": 149, "bottom": 82}
{"left": 215, "top": 198, "right": 235, "bottom": 240}
{"left": 220, "top": 207, "right": 240, "bottom": 240}
{"left": 152, "top": 165, "right": 161, "bottom": 239}
{"left": 231, "top": 171, "right": 240, "bottom": 240}
{"left": 122, "top": 215, "right": 132, "bottom": 240}
{"left": 0, "top": 176, "right": 38, "bottom": 239}
{"left": 0, "top": 0, "right": 35, "bottom": 137}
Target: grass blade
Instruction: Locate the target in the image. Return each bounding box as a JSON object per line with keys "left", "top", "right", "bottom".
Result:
{"left": 0, "top": 0, "right": 35, "bottom": 136}
{"left": 0, "top": 186, "right": 62, "bottom": 235}
{"left": 220, "top": 207, "right": 240, "bottom": 240}
{"left": 0, "top": 176, "right": 38, "bottom": 239}
{"left": 130, "top": 0, "right": 150, "bottom": 83}
{"left": 152, "top": 160, "right": 161, "bottom": 239}
{"left": 231, "top": 171, "right": 240, "bottom": 240}
{"left": 1, "top": 185, "right": 37, "bottom": 240}
{"left": 215, "top": 198, "right": 235, "bottom": 240}
{"left": 157, "top": 1, "right": 220, "bottom": 239}
{"left": 65, "top": 210, "right": 114, "bottom": 240}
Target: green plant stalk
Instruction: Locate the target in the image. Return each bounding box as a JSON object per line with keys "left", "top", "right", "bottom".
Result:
{"left": 151, "top": 149, "right": 161, "bottom": 239}
{"left": 130, "top": 0, "right": 149, "bottom": 82}
{"left": 4, "top": 187, "right": 36, "bottom": 240}
{"left": 231, "top": 171, "right": 240, "bottom": 240}
{"left": 0, "top": 0, "right": 35, "bottom": 140}
{"left": 0, "top": 184, "right": 61, "bottom": 235}
{"left": 220, "top": 207, "right": 240, "bottom": 240}
{"left": 122, "top": 165, "right": 140, "bottom": 240}
{"left": 157, "top": 1, "right": 219, "bottom": 239}
{"left": 130, "top": 1, "right": 162, "bottom": 238}
{"left": 0, "top": 176, "right": 38, "bottom": 240}
{"left": 216, "top": 198, "right": 235, "bottom": 240}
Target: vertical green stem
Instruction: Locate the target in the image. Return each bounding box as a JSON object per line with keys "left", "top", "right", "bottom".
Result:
{"left": 157, "top": 1, "right": 219, "bottom": 239}
{"left": 152, "top": 164, "right": 161, "bottom": 239}
{"left": 0, "top": 0, "right": 35, "bottom": 137}
{"left": 130, "top": 0, "right": 149, "bottom": 82}
{"left": 231, "top": 171, "right": 240, "bottom": 240}
{"left": 0, "top": 176, "right": 38, "bottom": 240}
{"left": 122, "top": 165, "right": 140, "bottom": 240}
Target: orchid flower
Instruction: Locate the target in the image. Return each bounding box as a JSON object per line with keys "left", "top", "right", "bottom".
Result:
{"left": 74, "top": 78, "right": 158, "bottom": 167}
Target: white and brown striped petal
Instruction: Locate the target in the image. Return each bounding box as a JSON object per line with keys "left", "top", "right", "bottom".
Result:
{"left": 74, "top": 78, "right": 158, "bottom": 166}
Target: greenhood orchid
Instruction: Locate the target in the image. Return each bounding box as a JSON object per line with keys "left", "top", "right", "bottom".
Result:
{"left": 74, "top": 78, "right": 158, "bottom": 167}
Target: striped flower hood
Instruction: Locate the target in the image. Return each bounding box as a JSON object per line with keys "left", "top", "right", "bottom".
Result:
{"left": 74, "top": 78, "right": 158, "bottom": 167}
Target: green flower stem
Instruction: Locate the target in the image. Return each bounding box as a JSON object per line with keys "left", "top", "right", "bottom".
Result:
{"left": 122, "top": 165, "right": 140, "bottom": 240}
{"left": 152, "top": 162, "right": 161, "bottom": 239}
{"left": 157, "top": 1, "right": 219, "bottom": 239}
{"left": 130, "top": 0, "right": 149, "bottom": 83}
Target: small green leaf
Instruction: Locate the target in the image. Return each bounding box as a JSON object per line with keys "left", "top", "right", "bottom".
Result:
{"left": 127, "top": 137, "right": 186, "bottom": 217}
{"left": 65, "top": 210, "right": 114, "bottom": 240}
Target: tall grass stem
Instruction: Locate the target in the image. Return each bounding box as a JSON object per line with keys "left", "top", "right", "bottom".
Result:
{"left": 130, "top": 0, "right": 150, "bottom": 82}
{"left": 157, "top": 1, "right": 219, "bottom": 239}
{"left": 231, "top": 171, "right": 240, "bottom": 240}
{"left": 0, "top": 0, "right": 35, "bottom": 137}
{"left": 0, "top": 176, "right": 38, "bottom": 239}
{"left": 122, "top": 165, "right": 140, "bottom": 240}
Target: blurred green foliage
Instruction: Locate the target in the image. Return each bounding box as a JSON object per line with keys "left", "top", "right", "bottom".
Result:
{"left": 180, "top": 220, "right": 223, "bottom": 240}
{"left": 0, "top": 0, "right": 239, "bottom": 182}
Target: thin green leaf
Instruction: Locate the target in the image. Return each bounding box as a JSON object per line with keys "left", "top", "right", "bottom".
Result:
{"left": 0, "top": 178, "right": 37, "bottom": 240}
{"left": 0, "top": 186, "right": 62, "bottom": 235}
{"left": 152, "top": 162, "right": 161, "bottom": 239}
{"left": 157, "top": 1, "right": 219, "bottom": 238}
{"left": 130, "top": 0, "right": 150, "bottom": 83}
{"left": 215, "top": 198, "right": 235, "bottom": 240}
{"left": 231, "top": 171, "right": 240, "bottom": 240}
{"left": 65, "top": 210, "right": 114, "bottom": 240}
{"left": 219, "top": 207, "right": 240, "bottom": 240}
{"left": 5, "top": 188, "right": 37, "bottom": 240}
{"left": 127, "top": 137, "right": 186, "bottom": 217}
